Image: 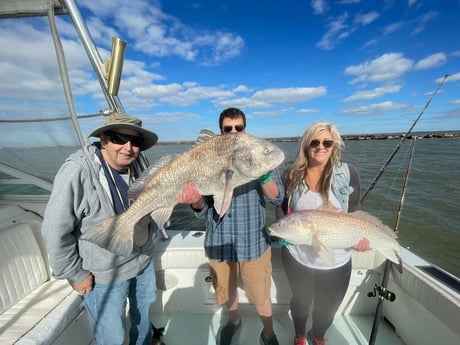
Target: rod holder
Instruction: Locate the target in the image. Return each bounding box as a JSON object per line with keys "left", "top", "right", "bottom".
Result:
{"left": 105, "top": 37, "right": 126, "bottom": 96}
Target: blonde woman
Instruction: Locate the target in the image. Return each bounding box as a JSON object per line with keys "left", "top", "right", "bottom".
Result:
{"left": 279, "top": 122, "right": 370, "bottom": 345}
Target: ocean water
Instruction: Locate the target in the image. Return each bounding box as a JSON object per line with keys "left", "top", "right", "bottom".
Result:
{"left": 144, "top": 137, "right": 460, "bottom": 277}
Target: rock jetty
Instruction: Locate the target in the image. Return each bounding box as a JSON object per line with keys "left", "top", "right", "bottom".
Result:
{"left": 269, "top": 131, "right": 460, "bottom": 143}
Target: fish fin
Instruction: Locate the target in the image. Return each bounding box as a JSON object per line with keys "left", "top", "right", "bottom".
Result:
{"left": 80, "top": 216, "right": 135, "bottom": 257}
{"left": 313, "top": 235, "right": 335, "bottom": 265}
{"left": 128, "top": 155, "right": 177, "bottom": 201}
{"left": 213, "top": 169, "right": 234, "bottom": 218}
{"left": 377, "top": 248, "right": 403, "bottom": 273}
{"left": 351, "top": 210, "right": 398, "bottom": 239}
{"left": 151, "top": 207, "right": 175, "bottom": 229}
{"left": 213, "top": 190, "right": 234, "bottom": 219}
{"left": 194, "top": 129, "right": 217, "bottom": 146}
{"left": 318, "top": 201, "right": 341, "bottom": 213}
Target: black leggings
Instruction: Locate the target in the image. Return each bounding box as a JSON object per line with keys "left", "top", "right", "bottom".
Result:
{"left": 281, "top": 246, "right": 352, "bottom": 338}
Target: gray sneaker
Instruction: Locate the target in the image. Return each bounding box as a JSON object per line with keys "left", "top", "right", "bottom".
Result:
{"left": 260, "top": 330, "right": 279, "bottom": 345}
{"left": 218, "top": 319, "right": 241, "bottom": 345}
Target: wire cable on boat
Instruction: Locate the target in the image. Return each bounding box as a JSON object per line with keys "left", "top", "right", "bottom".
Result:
{"left": 360, "top": 74, "right": 449, "bottom": 204}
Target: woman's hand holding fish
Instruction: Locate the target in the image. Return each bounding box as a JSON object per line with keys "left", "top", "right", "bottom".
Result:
{"left": 353, "top": 237, "right": 371, "bottom": 251}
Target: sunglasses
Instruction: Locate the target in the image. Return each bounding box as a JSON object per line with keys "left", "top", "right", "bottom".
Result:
{"left": 309, "top": 139, "right": 334, "bottom": 149}
{"left": 222, "top": 125, "right": 245, "bottom": 133}
{"left": 105, "top": 131, "right": 144, "bottom": 147}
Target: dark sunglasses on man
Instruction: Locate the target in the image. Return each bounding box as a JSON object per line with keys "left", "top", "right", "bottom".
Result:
{"left": 222, "top": 125, "right": 245, "bottom": 133}
{"left": 104, "top": 131, "right": 144, "bottom": 147}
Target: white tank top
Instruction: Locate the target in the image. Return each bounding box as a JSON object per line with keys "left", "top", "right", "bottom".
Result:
{"left": 287, "top": 184, "right": 351, "bottom": 270}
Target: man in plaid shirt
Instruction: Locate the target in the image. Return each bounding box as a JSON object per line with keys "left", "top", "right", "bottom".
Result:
{"left": 181, "top": 107, "right": 284, "bottom": 345}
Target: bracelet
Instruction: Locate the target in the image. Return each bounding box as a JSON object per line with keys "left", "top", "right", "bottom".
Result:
{"left": 279, "top": 239, "right": 292, "bottom": 246}
{"left": 258, "top": 172, "right": 272, "bottom": 184}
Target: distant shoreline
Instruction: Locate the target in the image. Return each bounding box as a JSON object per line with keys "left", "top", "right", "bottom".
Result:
{"left": 157, "top": 131, "right": 460, "bottom": 144}
{"left": 272, "top": 131, "right": 460, "bottom": 143}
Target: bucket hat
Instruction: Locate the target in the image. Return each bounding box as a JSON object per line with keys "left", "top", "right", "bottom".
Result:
{"left": 89, "top": 112, "right": 158, "bottom": 150}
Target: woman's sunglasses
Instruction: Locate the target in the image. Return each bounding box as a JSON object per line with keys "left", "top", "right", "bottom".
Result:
{"left": 222, "top": 125, "right": 245, "bottom": 133}
{"left": 105, "top": 131, "right": 144, "bottom": 147}
{"left": 309, "top": 139, "right": 334, "bottom": 149}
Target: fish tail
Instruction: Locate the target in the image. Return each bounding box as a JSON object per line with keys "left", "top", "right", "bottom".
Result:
{"left": 393, "top": 260, "right": 403, "bottom": 274}
{"left": 377, "top": 248, "right": 403, "bottom": 273}
{"left": 393, "top": 252, "right": 403, "bottom": 273}
{"left": 81, "top": 216, "right": 135, "bottom": 257}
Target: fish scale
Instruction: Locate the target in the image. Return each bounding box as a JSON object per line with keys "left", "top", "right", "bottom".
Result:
{"left": 314, "top": 213, "right": 396, "bottom": 247}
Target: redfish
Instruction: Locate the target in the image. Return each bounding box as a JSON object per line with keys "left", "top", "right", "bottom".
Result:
{"left": 269, "top": 208, "right": 402, "bottom": 272}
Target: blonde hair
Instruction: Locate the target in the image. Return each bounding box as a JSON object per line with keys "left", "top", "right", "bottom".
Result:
{"left": 284, "top": 122, "right": 344, "bottom": 201}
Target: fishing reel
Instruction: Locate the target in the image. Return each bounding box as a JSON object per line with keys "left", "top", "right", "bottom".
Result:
{"left": 367, "top": 283, "right": 396, "bottom": 302}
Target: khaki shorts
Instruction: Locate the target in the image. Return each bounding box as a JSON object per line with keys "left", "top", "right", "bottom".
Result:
{"left": 209, "top": 248, "right": 272, "bottom": 306}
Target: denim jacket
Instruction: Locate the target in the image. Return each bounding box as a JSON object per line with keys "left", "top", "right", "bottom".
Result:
{"left": 288, "top": 162, "right": 361, "bottom": 214}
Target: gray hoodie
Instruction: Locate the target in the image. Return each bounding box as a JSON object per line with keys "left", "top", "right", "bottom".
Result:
{"left": 41, "top": 144, "right": 155, "bottom": 285}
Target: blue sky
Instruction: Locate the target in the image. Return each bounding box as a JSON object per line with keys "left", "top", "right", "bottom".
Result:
{"left": 2, "top": 0, "right": 460, "bottom": 143}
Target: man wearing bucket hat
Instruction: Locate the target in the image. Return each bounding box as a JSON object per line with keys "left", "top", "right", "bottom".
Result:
{"left": 42, "top": 112, "right": 164, "bottom": 345}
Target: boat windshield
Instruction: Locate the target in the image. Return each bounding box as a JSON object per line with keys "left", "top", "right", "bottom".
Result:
{"left": 0, "top": 0, "right": 111, "bottom": 195}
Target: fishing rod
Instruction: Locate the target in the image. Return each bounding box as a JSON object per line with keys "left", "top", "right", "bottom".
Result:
{"left": 360, "top": 74, "right": 449, "bottom": 204}
{"left": 393, "top": 137, "right": 416, "bottom": 234}
{"left": 367, "top": 137, "right": 417, "bottom": 345}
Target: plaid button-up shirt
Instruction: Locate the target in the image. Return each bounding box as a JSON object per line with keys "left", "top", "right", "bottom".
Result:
{"left": 196, "top": 169, "right": 284, "bottom": 262}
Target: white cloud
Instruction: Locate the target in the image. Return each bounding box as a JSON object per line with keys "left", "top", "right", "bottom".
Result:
{"left": 297, "top": 108, "right": 321, "bottom": 114}
{"left": 317, "top": 10, "right": 379, "bottom": 51}
{"left": 233, "top": 85, "right": 252, "bottom": 93}
{"left": 337, "top": 0, "right": 361, "bottom": 4}
{"left": 217, "top": 86, "right": 327, "bottom": 110}
{"left": 148, "top": 85, "right": 235, "bottom": 107}
{"left": 252, "top": 87, "right": 327, "bottom": 104}
{"left": 317, "top": 13, "right": 349, "bottom": 50}
{"left": 311, "top": 0, "right": 329, "bottom": 15}
{"left": 345, "top": 53, "right": 413, "bottom": 84}
{"left": 410, "top": 10, "right": 439, "bottom": 36}
{"left": 439, "top": 72, "right": 460, "bottom": 83}
{"left": 80, "top": 0, "right": 244, "bottom": 66}
{"left": 340, "top": 101, "right": 409, "bottom": 115}
{"left": 382, "top": 21, "right": 404, "bottom": 36}
{"left": 354, "top": 11, "right": 379, "bottom": 26}
{"left": 414, "top": 53, "right": 447, "bottom": 70}
{"left": 344, "top": 85, "right": 402, "bottom": 102}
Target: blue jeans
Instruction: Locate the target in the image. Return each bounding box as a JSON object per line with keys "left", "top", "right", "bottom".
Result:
{"left": 82, "top": 259, "right": 156, "bottom": 345}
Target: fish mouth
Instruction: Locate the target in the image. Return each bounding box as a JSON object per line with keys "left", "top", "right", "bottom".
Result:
{"left": 270, "top": 150, "right": 285, "bottom": 170}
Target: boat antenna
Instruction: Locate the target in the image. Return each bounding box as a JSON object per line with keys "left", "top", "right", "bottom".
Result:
{"left": 360, "top": 74, "right": 449, "bottom": 204}
{"left": 367, "top": 137, "right": 417, "bottom": 345}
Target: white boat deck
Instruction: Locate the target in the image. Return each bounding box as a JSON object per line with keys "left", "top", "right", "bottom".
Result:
{"left": 151, "top": 312, "right": 405, "bottom": 344}
{"left": 147, "top": 230, "right": 460, "bottom": 345}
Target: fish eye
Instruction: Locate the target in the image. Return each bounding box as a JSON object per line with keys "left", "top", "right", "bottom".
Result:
{"left": 264, "top": 147, "right": 271, "bottom": 155}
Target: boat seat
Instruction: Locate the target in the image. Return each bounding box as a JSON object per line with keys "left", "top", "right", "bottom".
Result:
{"left": 0, "top": 205, "right": 88, "bottom": 345}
